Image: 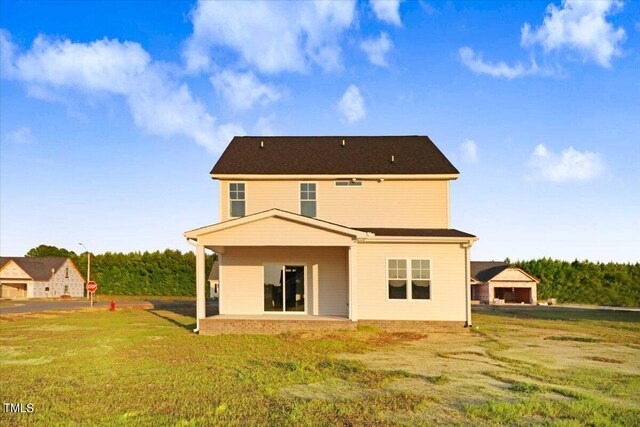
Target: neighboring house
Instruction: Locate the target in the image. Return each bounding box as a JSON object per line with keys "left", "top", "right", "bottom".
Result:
{"left": 0, "top": 257, "right": 85, "bottom": 299}
{"left": 184, "top": 136, "right": 477, "bottom": 334}
{"left": 470, "top": 261, "right": 538, "bottom": 304}
{"left": 209, "top": 259, "right": 219, "bottom": 299}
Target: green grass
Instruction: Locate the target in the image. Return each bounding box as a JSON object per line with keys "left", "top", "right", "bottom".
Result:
{"left": 1, "top": 306, "right": 639, "bottom": 426}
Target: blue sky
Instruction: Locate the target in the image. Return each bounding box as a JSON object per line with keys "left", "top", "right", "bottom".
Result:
{"left": 1, "top": 0, "right": 639, "bottom": 262}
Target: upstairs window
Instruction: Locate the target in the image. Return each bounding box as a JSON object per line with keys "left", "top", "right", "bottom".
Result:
{"left": 300, "top": 183, "right": 317, "bottom": 218}
{"left": 335, "top": 180, "right": 362, "bottom": 187}
{"left": 65, "top": 267, "right": 69, "bottom": 278}
{"left": 229, "top": 183, "right": 245, "bottom": 217}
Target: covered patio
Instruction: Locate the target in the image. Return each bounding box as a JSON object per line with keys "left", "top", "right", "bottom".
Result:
{"left": 184, "top": 209, "right": 367, "bottom": 334}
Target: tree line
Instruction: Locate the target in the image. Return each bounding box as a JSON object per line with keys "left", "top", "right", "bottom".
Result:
{"left": 516, "top": 258, "right": 639, "bottom": 307}
{"left": 25, "top": 245, "right": 639, "bottom": 305}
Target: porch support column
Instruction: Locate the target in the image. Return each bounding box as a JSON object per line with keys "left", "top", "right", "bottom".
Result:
{"left": 196, "top": 243, "right": 206, "bottom": 331}
{"left": 348, "top": 245, "right": 358, "bottom": 321}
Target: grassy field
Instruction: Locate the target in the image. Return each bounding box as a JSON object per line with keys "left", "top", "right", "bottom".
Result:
{"left": 1, "top": 306, "right": 638, "bottom": 426}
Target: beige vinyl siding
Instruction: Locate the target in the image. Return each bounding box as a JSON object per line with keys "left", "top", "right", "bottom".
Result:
{"left": 355, "top": 242, "right": 467, "bottom": 321}
{"left": 219, "top": 179, "right": 449, "bottom": 228}
{"left": 220, "top": 246, "right": 348, "bottom": 316}
{"left": 197, "top": 216, "right": 355, "bottom": 247}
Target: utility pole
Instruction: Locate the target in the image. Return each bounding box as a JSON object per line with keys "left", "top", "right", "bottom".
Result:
{"left": 79, "top": 243, "right": 91, "bottom": 299}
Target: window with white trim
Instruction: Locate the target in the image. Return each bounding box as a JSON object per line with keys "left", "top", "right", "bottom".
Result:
{"left": 335, "top": 180, "right": 362, "bottom": 187}
{"left": 388, "top": 258, "right": 431, "bottom": 300}
{"left": 300, "top": 183, "right": 316, "bottom": 217}
{"left": 411, "top": 259, "right": 431, "bottom": 299}
{"left": 388, "top": 259, "right": 407, "bottom": 299}
{"left": 229, "top": 183, "right": 245, "bottom": 217}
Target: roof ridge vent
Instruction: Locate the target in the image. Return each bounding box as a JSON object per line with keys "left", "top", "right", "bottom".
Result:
{"left": 341, "top": 139, "right": 346, "bottom": 147}
{"left": 260, "top": 140, "right": 264, "bottom": 149}
{"left": 391, "top": 155, "right": 395, "bottom": 163}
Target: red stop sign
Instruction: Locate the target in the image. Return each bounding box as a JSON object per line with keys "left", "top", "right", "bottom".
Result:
{"left": 87, "top": 281, "right": 98, "bottom": 293}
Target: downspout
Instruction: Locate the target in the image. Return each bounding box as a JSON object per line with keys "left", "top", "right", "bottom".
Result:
{"left": 461, "top": 241, "right": 475, "bottom": 328}
{"left": 186, "top": 239, "right": 200, "bottom": 333}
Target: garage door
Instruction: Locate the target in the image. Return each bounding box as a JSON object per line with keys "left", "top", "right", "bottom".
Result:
{"left": 1, "top": 283, "right": 27, "bottom": 299}
{"left": 494, "top": 287, "right": 531, "bottom": 303}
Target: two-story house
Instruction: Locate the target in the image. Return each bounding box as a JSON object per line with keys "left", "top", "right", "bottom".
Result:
{"left": 184, "top": 136, "right": 477, "bottom": 334}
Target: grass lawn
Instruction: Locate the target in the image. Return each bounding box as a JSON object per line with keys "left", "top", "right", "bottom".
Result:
{"left": 1, "top": 306, "right": 638, "bottom": 426}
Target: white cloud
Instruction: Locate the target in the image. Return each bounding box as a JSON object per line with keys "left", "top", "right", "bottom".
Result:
{"left": 254, "top": 114, "right": 279, "bottom": 136}
{"left": 370, "top": 0, "right": 402, "bottom": 27}
{"left": 13, "top": 35, "right": 151, "bottom": 93}
{"left": 337, "top": 84, "right": 366, "bottom": 124}
{"left": 184, "top": 0, "right": 356, "bottom": 74}
{"left": 1, "top": 31, "right": 243, "bottom": 152}
{"left": 460, "top": 139, "right": 478, "bottom": 163}
{"left": 0, "top": 29, "right": 17, "bottom": 78}
{"left": 4, "top": 126, "right": 34, "bottom": 144}
{"left": 521, "top": 0, "right": 625, "bottom": 67}
{"left": 459, "top": 47, "right": 542, "bottom": 79}
{"left": 529, "top": 144, "right": 605, "bottom": 183}
{"left": 211, "top": 70, "right": 281, "bottom": 111}
{"left": 360, "top": 32, "right": 393, "bottom": 67}
{"left": 419, "top": 1, "right": 437, "bottom": 15}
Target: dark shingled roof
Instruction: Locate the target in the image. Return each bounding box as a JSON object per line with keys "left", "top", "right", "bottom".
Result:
{"left": 355, "top": 228, "right": 476, "bottom": 238}
{"left": 470, "top": 261, "right": 510, "bottom": 282}
{"left": 0, "top": 257, "right": 69, "bottom": 281}
{"left": 211, "top": 136, "right": 459, "bottom": 175}
{"left": 208, "top": 260, "right": 219, "bottom": 281}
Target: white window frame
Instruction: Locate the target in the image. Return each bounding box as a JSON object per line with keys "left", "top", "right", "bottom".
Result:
{"left": 385, "top": 257, "right": 432, "bottom": 301}
{"left": 334, "top": 180, "right": 363, "bottom": 187}
{"left": 386, "top": 258, "right": 408, "bottom": 300}
{"left": 262, "top": 263, "right": 308, "bottom": 314}
{"left": 410, "top": 259, "right": 432, "bottom": 301}
{"left": 229, "top": 182, "right": 246, "bottom": 218}
{"left": 299, "top": 182, "right": 317, "bottom": 218}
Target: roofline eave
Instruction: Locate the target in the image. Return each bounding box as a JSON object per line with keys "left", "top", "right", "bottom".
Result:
{"left": 184, "top": 209, "right": 368, "bottom": 240}
{"left": 360, "top": 236, "right": 478, "bottom": 244}
{"left": 210, "top": 173, "right": 460, "bottom": 181}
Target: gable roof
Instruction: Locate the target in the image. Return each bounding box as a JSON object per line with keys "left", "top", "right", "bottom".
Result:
{"left": 470, "top": 261, "right": 510, "bottom": 282}
{"left": 210, "top": 136, "right": 459, "bottom": 176}
{"left": 471, "top": 261, "right": 538, "bottom": 283}
{"left": 184, "top": 208, "right": 369, "bottom": 240}
{"left": 209, "top": 260, "right": 219, "bottom": 281}
{"left": 0, "top": 257, "right": 69, "bottom": 281}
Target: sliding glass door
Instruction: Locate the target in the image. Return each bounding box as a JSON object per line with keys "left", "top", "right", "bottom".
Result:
{"left": 264, "top": 264, "right": 305, "bottom": 312}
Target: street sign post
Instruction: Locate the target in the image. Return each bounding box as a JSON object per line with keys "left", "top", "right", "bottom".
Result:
{"left": 87, "top": 281, "right": 98, "bottom": 307}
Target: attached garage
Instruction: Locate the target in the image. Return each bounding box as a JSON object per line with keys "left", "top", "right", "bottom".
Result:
{"left": 470, "top": 261, "right": 538, "bottom": 304}
{"left": 1, "top": 283, "right": 28, "bottom": 299}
